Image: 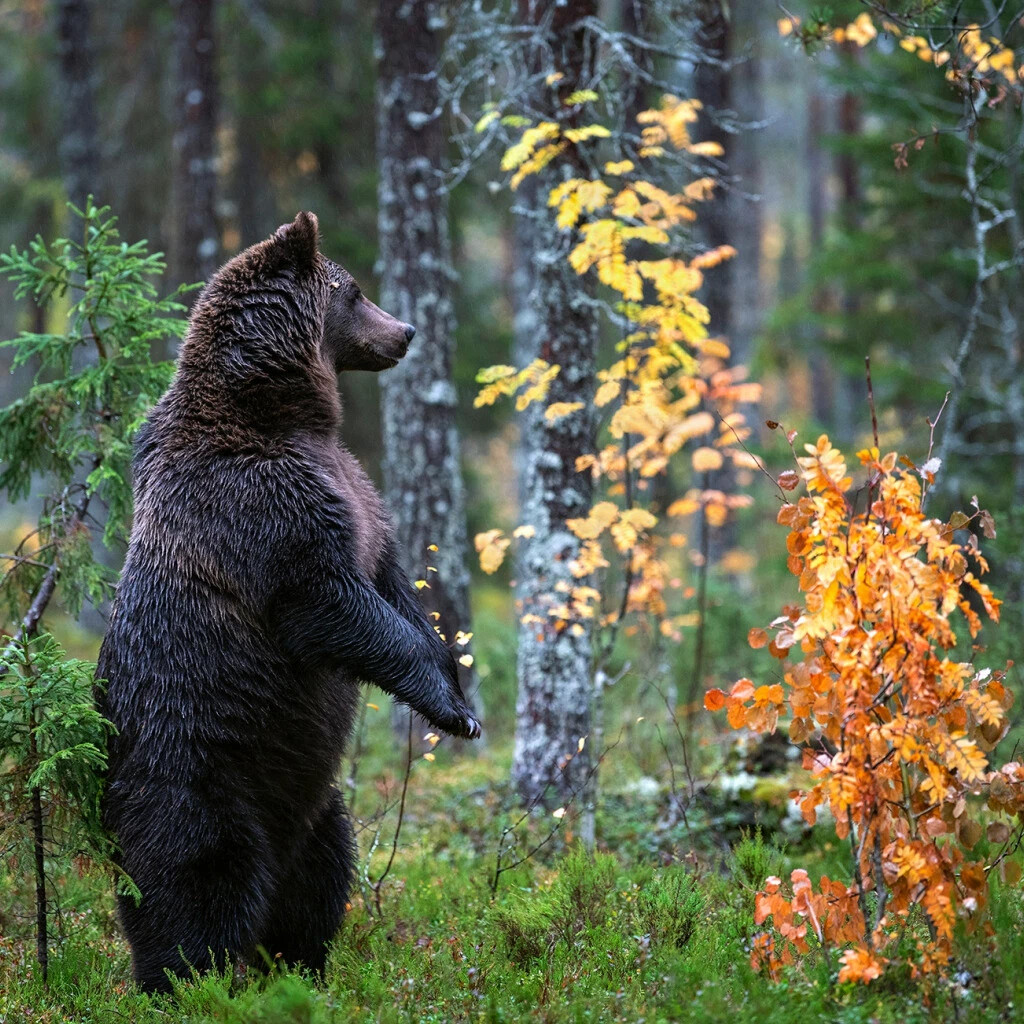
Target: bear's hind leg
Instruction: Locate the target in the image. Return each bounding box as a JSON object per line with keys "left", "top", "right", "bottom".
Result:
{"left": 258, "top": 789, "right": 354, "bottom": 976}
{"left": 115, "top": 797, "right": 275, "bottom": 993}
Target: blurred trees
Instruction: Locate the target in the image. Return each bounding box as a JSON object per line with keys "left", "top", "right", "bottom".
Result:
{"left": 170, "top": 0, "right": 219, "bottom": 294}
{"left": 0, "top": 0, "right": 1020, "bottom": 817}
{"left": 55, "top": 0, "right": 99, "bottom": 216}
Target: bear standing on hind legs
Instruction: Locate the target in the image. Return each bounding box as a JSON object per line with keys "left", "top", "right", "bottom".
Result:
{"left": 96, "top": 212, "right": 480, "bottom": 994}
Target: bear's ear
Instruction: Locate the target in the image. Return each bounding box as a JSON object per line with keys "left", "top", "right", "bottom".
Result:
{"left": 269, "top": 211, "right": 319, "bottom": 271}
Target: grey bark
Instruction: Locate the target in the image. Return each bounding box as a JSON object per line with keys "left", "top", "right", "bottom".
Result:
{"left": 510, "top": 0, "right": 598, "bottom": 809}
{"left": 56, "top": 0, "right": 100, "bottom": 215}
{"left": 692, "top": 0, "right": 735, "bottom": 567}
{"left": 375, "top": 0, "right": 477, "bottom": 734}
{"left": 170, "top": 0, "right": 219, "bottom": 295}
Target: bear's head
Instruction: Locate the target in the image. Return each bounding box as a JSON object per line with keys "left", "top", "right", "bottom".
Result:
{"left": 267, "top": 212, "right": 416, "bottom": 373}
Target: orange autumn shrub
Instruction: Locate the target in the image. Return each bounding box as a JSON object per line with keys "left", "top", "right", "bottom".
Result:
{"left": 706, "top": 433, "right": 1022, "bottom": 982}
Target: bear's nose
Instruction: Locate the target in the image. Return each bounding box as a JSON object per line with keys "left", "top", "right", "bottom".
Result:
{"left": 403, "top": 323, "right": 416, "bottom": 343}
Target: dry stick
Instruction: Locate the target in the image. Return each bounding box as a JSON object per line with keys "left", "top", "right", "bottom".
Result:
{"left": 715, "top": 410, "right": 787, "bottom": 502}
{"left": 920, "top": 392, "right": 951, "bottom": 513}
{"left": 29, "top": 726, "right": 48, "bottom": 985}
{"left": 371, "top": 715, "right": 415, "bottom": 917}
{"left": 865, "top": 356, "right": 879, "bottom": 449}
{"left": 491, "top": 728, "right": 626, "bottom": 895}
{"left": 933, "top": 89, "right": 988, "bottom": 484}
{"left": 685, "top": 471, "right": 712, "bottom": 734}
{"left": 0, "top": 482, "right": 94, "bottom": 679}
{"left": 586, "top": 335, "right": 639, "bottom": 851}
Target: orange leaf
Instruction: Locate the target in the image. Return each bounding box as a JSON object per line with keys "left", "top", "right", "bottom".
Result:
{"left": 704, "top": 688, "right": 726, "bottom": 711}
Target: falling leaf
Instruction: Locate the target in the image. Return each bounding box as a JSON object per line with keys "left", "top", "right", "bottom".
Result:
{"left": 475, "top": 529, "right": 510, "bottom": 574}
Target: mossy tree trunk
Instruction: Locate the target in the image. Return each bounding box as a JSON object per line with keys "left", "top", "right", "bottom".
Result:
{"left": 375, "top": 0, "right": 477, "bottom": 737}
{"left": 510, "top": 0, "right": 598, "bottom": 808}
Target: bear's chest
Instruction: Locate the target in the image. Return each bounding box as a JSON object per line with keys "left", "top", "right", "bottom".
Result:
{"left": 321, "top": 444, "right": 389, "bottom": 580}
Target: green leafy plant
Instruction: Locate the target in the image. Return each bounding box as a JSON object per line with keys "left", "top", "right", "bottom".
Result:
{"left": 0, "top": 200, "right": 189, "bottom": 981}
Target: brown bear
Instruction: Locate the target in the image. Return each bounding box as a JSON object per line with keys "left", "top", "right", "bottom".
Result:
{"left": 96, "top": 212, "right": 480, "bottom": 993}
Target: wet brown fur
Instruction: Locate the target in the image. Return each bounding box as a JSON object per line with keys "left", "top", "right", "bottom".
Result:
{"left": 97, "top": 213, "right": 479, "bottom": 993}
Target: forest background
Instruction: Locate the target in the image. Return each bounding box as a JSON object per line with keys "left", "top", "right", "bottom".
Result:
{"left": 3, "top": 0, "right": 1024, "bottom": 1020}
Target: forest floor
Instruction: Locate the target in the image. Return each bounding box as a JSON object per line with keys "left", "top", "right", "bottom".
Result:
{"left": 4, "top": 738, "right": 1024, "bottom": 1024}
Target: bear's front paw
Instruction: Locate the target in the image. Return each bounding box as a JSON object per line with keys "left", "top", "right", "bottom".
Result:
{"left": 438, "top": 704, "right": 482, "bottom": 740}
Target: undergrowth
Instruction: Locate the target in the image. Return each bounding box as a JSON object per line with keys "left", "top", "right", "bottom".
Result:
{"left": 4, "top": 760, "right": 1024, "bottom": 1024}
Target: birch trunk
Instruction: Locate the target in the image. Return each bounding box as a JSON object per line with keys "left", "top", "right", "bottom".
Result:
{"left": 376, "top": 0, "right": 477, "bottom": 733}
{"left": 510, "top": 0, "right": 598, "bottom": 808}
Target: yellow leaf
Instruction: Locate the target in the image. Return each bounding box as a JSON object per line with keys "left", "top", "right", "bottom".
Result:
{"left": 692, "top": 447, "right": 723, "bottom": 472}
{"left": 691, "top": 244, "right": 736, "bottom": 269}
{"left": 552, "top": 807, "right": 566, "bottom": 819}
{"left": 459, "top": 654, "right": 475, "bottom": 668}
{"left": 604, "top": 159, "right": 634, "bottom": 175}
{"left": 594, "top": 380, "right": 621, "bottom": 407}
{"left": 366, "top": 703, "right": 379, "bottom": 711}
{"left": 424, "top": 732, "right": 440, "bottom": 746}
{"left": 563, "top": 124, "right": 610, "bottom": 142}
{"left": 545, "top": 72, "right": 565, "bottom": 85}
{"left": 423, "top": 752, "right": 436, "bottom": 762}
{"left": 474, "top": 529, "right": 511, "bottom": 574}
{"left": 509, "top": 142, "right": 567, "bottom": 190}
{"left": 545, "top": 401, "right": 585, "bottom": 422}
{"left": 567, "top": 501, "right": 619, "bottom": 539}
{"left": 513, "top": 524, "right": 536, "bottom": 539}
{"left": 474, "top": 110, "right": 500, "bottom": 133}
{"left": 414, "top": 579, "right": 428, "bottom": 590}
{"left": 688, "top": 140, "right": 724, "bottom": 158}
{"left": 501, "top": 122, "right": 560, "bottom": 172}
{"left": 563, "top": 90, "right": 599, "bottom": 106}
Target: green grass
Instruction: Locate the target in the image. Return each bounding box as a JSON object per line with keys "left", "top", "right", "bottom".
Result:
{"left": 5, "top": 751, "right": 1024, "bottom": 1024}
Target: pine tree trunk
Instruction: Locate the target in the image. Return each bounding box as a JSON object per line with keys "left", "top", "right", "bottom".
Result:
{"left": 510, "top": 0, "right": 598, "bottom": 808}
{"left": 375, "top": 0, "right": 477, "bottom": 735}
{"left": 170, "top": 0, "right": 219, "bottom": 296}
{"left": 55, "top": 0, "right": 100, "bottom": 215}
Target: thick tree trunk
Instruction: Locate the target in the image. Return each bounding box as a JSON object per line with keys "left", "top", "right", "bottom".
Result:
{"left": 375, "top": 0, "right": 477, "bottom": 734}
{"left": 55, "top": 0, "right": 100, "bottom": 215}
{"left": 692, "top": 0, "right": 735, "bottom": 569}
{"left": 510, "top": 0, "right": 598, "bottom": 808}
{"left": 170, "top": 0, "right": 219, "bottom": 295}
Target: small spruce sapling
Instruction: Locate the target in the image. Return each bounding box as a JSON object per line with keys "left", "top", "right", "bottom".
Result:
{"left": 0, "top": 200, "right": 191, "bottom": 981}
